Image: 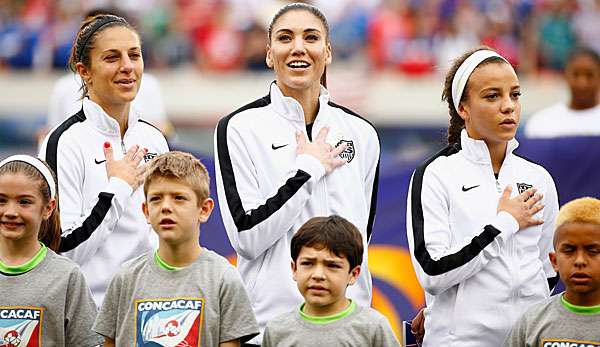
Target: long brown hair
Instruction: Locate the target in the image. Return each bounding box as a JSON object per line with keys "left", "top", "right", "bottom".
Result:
{"left": 442, "top": 46, "right": 508, "bottom": 144}
{"left": 0, "top": 160, "right": 61, "bottom": 251}
{"left": 267, "top": 3, "right": 330, "bottom": 88}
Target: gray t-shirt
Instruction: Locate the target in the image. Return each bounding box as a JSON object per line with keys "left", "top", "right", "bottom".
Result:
{"left": 504, "top": 293, "right": 600, "bottom": 346}
{"left": 0, "top": 250, "right": 101, "bottom": 346}
{"left": 262, "top": 304, "right": 400, "bottom": 347}
{"left": 93, "top": 248, "right": 259, "bottom": 346}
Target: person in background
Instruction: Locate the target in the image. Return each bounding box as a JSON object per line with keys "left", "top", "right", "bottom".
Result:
{"left": 525, "top": 47, "right": 600, "bottom": 138}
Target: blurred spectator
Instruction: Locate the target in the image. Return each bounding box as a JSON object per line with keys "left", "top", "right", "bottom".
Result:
{"left": 537, "top": 0, "right": 576, "bottom": 71}
{"left": 1, "top": 0, "right": 599, "bottom": 75}
{"left": 572, "top": 0, "right": 600, "bottom": 55}
{"left": 525, "top": 47, "right": 600, "bottom": 138}
{"left": 192, "top": 1, "right": 242, "bottom": 71}
{"left": 241, "top": 21, "right": 268, "bottom": 71}
{"left": 367, "top": 0, "right": 416, "bottom": 69}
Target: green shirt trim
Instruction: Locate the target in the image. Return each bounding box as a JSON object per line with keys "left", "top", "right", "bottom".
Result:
{"left": 154, "top": 251, "right": 183, "bottom": 272}
{"left": 299, "top": 300, "right": 356, "bottom": 324}
{"left": 0, "top": 243, "right": 47, "bottom": 275}
{"left": 561, "top": 294, "right": 600, "bottom": 315}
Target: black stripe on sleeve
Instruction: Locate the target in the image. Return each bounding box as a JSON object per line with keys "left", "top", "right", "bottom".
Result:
{"left": 44, "top": 110, "right": 115, "bottom": 253}
{"left": 328, "top": 101, "right": 380, "bottom": 243}
{"left": 217, "top": 95, "right": 313, "bottom": 232}
{"left": 58, "top": 192, "right": 114, "bottom": 252}
{"left": 411, "top": 143, "right": 503, "bottom": 276}
{"left": 46, "top": 109, "right": 86, "bottom": 174}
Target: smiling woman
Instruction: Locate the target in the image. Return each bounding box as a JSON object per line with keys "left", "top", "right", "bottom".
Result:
{"left": 38, "top": 14, "right": 169, "bottom": 307}
{"left": 406, "top": 47, "right": 560, "bottom": 346}
{"left": 214, "top": 3, "right": 380, "bottom": 345}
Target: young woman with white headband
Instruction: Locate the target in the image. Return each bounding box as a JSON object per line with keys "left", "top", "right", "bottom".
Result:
{"left": 406, "top": 46, "right": 559, "bottom": 346}
{"left": 0, "top": 155, "right": 101, "bottom": 346}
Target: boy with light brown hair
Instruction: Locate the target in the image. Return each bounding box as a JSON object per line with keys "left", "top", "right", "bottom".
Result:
{"left": 93, "top": 151, "right": 259, "bottom": 347}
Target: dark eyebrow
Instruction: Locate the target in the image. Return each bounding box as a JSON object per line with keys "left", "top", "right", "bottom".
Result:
{"left": 275, "top": 28, "right": 322, "bottom": 35}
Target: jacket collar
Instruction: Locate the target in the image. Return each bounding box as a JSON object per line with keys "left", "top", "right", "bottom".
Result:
{"left": 269, "top": 82, "right": 331, "bottom": 123}
{"left": 460, "top": 129, "right": 519, "bottom": 165}
{"left": 83, "top": 98, "right": 140, "bottom": 136}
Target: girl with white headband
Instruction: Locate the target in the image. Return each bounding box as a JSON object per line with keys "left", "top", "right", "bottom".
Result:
{"left": 406, "top": 46, "right": 559, "bottom": 346}
{"left": 0, "top": 155, "right": 101, "bottom": 346}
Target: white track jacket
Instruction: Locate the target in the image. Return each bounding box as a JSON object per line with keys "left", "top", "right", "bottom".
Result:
{"left": 40, "top": 98, "right": 168, "bottom": 305}
{"left": 407, "top": 130, "right": 558, "bottom": 347}
{"left": 215, "top": 83, "right": 380, "bottom": 343}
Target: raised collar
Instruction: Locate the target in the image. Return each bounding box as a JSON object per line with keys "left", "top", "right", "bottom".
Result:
{"left": 460, "top": 129, "right": 519, "bottom": 165}
{"left": 269, "top": 82, "right": 331, "bottom": 123}
{"left": 83, "top": 98, "right": 140, "bottom": 136}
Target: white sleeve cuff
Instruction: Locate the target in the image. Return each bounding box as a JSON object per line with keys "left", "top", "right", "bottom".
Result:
{"left": 492, "top": 211, "right": 519, "bottom": 240}
{"left": 106, "top": 177, "right": 134, "bottom": 200}
{"left": 296, "top": 154, "right": 326, "bottom": 181}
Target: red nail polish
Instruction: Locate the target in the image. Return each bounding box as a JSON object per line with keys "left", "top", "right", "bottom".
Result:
{"left": 144, "top": 148, "right": 148, "bottom": 153}
{"left": 104, "top": 142, "right": 111, "bottom": 148}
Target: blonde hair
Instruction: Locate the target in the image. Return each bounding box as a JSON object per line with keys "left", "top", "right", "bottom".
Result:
{"left": 556, "top": 197, "right": 600, "bottom": 229}
{"left": 143, "top": 151, "right": 210, "bottom": 203}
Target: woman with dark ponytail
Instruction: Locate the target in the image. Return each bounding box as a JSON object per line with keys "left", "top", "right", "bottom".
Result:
{"left": 39, "top": 14, "right": 169, "bottom": 306}
{"left": 214, "top": 3, "right": 380, "bottom": 344}
{"left": 406, "top": 47, "right": 560, "bottom": 346}
{"left": 0, "top": 155, "right": 101, "bottom": 346}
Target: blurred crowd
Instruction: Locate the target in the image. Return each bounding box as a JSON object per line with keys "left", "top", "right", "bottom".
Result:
{"left": 1, "top": 0, "right": 599, "bottom": 75}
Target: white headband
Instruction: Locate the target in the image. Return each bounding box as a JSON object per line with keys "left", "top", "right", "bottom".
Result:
{"left": 451, "top": 50, "right": 510, "bottom": 113}
{"left": 0, "top": 155, "right": 56, "bottom": 200}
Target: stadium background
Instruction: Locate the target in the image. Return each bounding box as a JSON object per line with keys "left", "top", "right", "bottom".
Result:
{"left": 1, "top": 0, "right": 600, "bottom": 339}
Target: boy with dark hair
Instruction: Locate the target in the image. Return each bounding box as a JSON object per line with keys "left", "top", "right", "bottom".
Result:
{"left": 93, "top": 151, "right": 259, "bottom": 347}
{"left": 262, "top": 215, "right": 399, "bottom": 346}
{"left": 505, "top": 197, "right": 600, "bottom": 346}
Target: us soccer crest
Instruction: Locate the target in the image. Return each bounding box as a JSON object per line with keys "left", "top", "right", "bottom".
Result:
{"left": 516, "top": 183, "right": 533, "bottom": 194}
{"left": 0, "top": 306, "right": 43, "bottom": 347}
{"left": 134, "top": 298, "right": 204, "bottom": 347}
{"left": 144, "top": 152, "right": 158, "bottom": 163}
{"left": 336, "top": 140, "right": 355, "bottom": 163}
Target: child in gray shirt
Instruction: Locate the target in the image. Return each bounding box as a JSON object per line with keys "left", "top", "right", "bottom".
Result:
{"left": 505, "top": 197, "right": 600, "bottom": 346}
{"left": 93, "top": 151, "right": 259, "bottom": 346}
{"left": 262, "top": 216, "right": 399, "bottom": 347}
{"left": 0, "top": 155, "right": 101, "bottom": 346}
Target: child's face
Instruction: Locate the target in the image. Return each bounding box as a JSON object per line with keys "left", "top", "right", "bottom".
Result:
{"left": 0, "top": 173, "right": 54, "bottom": 244}
{"left": 142, "top": 177, "right": 213, "bottom": 246}
{"left": 292, "top": 246, "right": 360, "bottom": 315}
{"left": 550, "top": 223, "right": 600, "bottom": 298}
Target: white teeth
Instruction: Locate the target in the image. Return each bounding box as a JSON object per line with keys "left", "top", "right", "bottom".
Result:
{"left": 288, "top": 61, "right": 309, "bottom": 68}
